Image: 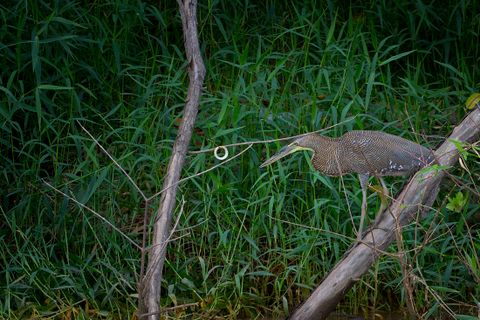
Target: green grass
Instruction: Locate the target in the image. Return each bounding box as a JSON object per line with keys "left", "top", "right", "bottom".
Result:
{"left": 1, "top": 0, "right": 479, "bottom": 319}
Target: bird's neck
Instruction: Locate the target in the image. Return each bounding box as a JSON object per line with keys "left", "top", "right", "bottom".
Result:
{"left": 308, "top": 134, "right": 344, "bottom": 176}
{"left": 305, "top": 134, "right": 338, "bottom": 150}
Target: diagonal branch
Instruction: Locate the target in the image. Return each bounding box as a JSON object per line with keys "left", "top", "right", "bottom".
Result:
{"left": 137, "top": 1, "right": 205, "bottom": 318}
{"left": 288, "top": 107, "right": 480, "bottom": 319}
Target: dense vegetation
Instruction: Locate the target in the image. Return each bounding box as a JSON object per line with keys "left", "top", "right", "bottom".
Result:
{"left": 1, "top": 0, "right": 479, "bottom": 319}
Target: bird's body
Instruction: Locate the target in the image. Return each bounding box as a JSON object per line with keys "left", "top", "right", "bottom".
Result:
{"left": 260, "top": 130, "right": 435, "bottom": 241}
{"left": 291, "top": 131, "right": 434, "bottom": 177}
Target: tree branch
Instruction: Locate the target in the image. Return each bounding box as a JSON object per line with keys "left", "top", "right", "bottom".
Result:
{"left": 137, "top": 1, "right": 205, "bottom": 318}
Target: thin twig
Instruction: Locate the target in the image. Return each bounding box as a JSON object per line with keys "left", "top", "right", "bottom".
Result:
{"left": 413, "top": 270, "right": 457, "bottom": 318}
{"left": 188, "top": 117, "right": 357, "bottom": 154}
{"left": 137, "top": 302, "right": 199, "bottom": 318}
{"left": 43, "top": 180, "right": 143, "bottom": 251}
{"left": 147, "top": 144, "right": 254, "bottom": 202}
{"left": 161, "top": 302, "right": 199, "bottom": 312}
{"left": 267, "top": 214, "right": 401, "bottom": 258}
{"left": 77, "top": 120, "right": 147, "bottom": 201}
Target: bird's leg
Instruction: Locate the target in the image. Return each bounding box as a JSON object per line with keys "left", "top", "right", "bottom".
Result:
{"left": 377, "top": 177, "right": 389, "bottom": 216}
{"left": 371, "top": 177, "right": 392, "bottom": 230}
{"left": 357, "top": 173, "right": 369, "bottom": 241}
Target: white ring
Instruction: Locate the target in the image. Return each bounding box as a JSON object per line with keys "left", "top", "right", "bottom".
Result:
{"left": 214, "top": 146, "right": 228, "bottom": 160}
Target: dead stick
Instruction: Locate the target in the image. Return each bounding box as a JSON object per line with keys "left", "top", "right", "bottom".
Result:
{"left": 137, "top": 0, "right": 205, "bottom": 318}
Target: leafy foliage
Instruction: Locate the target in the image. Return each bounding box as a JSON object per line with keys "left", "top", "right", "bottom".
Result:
{"left": 1, "top": 0, "right": 479, "bottom": 319}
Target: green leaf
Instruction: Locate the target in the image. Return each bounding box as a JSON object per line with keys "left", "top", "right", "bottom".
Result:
{"left": 446, "top": 192, "right": 467, "bottom": 213}
{"left": 379, "top": 50, "right": 416, "bottom": 66}
{"left": 455, "top": 316, "right": 480, "bottom": 320}
{"left": 247, "top": 270, "right": 274, "bottom": 277}
{"left": 466, "top": 93, "right": 480, "bottom": 110}
{"left": 35, "top": 87, "right": 41, "bottom": 129}
{"left": 450, "top": 139, "right": 468, "bottom": 160}
{"left": 32, "top": 35, "right": 40, "bottom": 81}
{"left": 37, "top": 84, "right": 73, "bottom": 90}
{"left": 213, "top": 126, "right": 245, "bottom": 139}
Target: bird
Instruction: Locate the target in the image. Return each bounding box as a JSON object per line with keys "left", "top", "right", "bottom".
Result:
{"left": 260, "top": 130, "right": 435, "bottom": 241}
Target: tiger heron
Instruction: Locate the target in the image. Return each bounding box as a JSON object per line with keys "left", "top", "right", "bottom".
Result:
{"left": 260, "top": 130, "right": 435, "bottom": 241}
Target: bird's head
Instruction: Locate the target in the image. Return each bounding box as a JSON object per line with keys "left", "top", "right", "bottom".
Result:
{"left": 260, "top": 134, "right": 316, "bottom": 168}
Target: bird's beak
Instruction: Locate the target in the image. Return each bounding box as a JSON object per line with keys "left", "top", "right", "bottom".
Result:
{"left": 260, "top": 144, "right": 299, "bottom": 168}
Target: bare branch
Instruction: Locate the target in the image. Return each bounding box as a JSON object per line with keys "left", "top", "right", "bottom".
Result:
{"left": 147, "top": 144, "right": 253, "bottom": 201}
{"left": 43, "top": 180, "right": 143, "bottom": 251}
{"left": 188, "top": 117, "right": 358, "bottom": 154}
{"left": 137, "top": 0, "right": 206, "bottom": 318}
{"left": 77, "top": 121, "right": 147, "bottom": 200}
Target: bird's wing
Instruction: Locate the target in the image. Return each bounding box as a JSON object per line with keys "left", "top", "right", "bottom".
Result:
{"left": 342, "top": 131, "right": 432, "bottom": 176}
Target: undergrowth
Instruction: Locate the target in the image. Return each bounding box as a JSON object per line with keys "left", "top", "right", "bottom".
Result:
{"left": 1, "top": 0, "right": 479, "bottom": 319}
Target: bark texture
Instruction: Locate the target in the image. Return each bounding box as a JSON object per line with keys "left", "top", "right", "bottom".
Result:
{"left": 289, "top": 108, "right": 480, "bottom": 319}
{"left": 138, "top": 1, "right": 205, "bottom": 318}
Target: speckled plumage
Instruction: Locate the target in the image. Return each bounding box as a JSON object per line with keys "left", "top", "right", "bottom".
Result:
{"left": 293, "top": 131, "right": 435, "bottom": 177}
{"left": 260, "top": 130, "right": 435, "bottom": 241}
